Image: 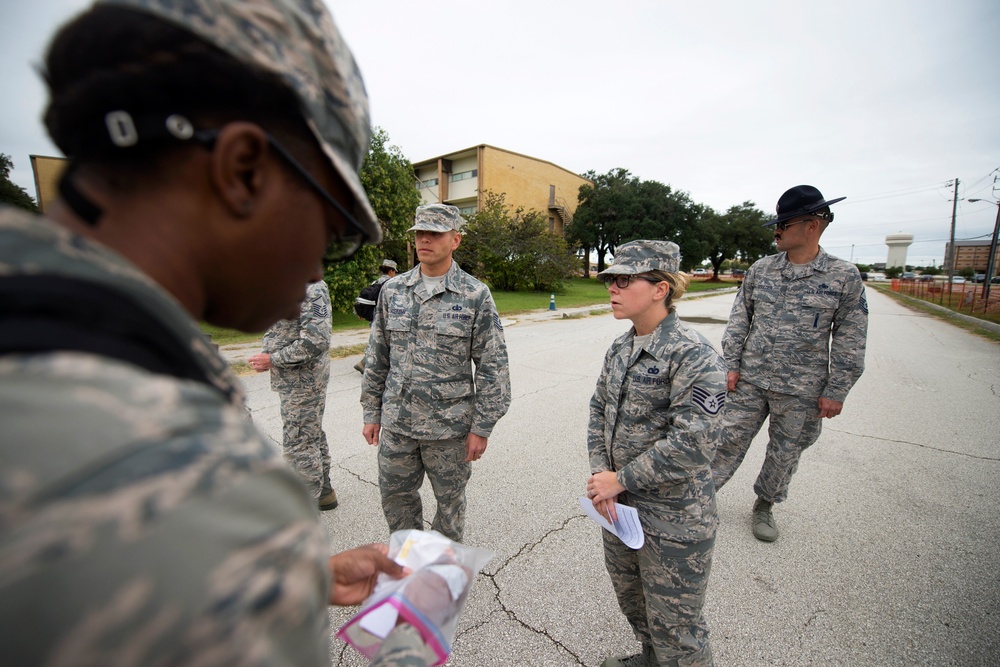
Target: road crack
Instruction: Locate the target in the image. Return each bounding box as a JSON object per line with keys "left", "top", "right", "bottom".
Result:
{"left": 460, "top": 515, "right": 588, "bottom": 665}
{"left": 827, "top": 427, "right": 1000, "bottom": 461}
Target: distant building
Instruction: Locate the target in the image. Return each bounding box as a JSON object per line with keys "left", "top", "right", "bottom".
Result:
{"left": 29, "top": 155, "right": 67, "bottom": 213}
{"left": 412, "top": 144, "right": 591, "bottom": 235}
{"left": 944, "top": 240, "right": 991, "bottom": 272}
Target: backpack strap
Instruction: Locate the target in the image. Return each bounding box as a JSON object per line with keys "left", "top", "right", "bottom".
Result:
{"left": 0, "top": 274, "right": 215, "bottom": 389}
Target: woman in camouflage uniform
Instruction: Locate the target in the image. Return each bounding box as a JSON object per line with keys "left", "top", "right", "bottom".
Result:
{"left": 586, "top": 240, "right": 727, "bottom": 667}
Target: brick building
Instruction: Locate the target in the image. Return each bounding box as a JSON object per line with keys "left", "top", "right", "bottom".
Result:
{"left": 412, "top": 144, "right": 591, "bottom": 235}
{"left": 944, "top": 240, "right": 991, "bottom": 272}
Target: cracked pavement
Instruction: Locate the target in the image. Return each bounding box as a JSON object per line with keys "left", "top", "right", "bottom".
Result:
{"left": 238, "top": 288, "right": 1000, "bottom": 666}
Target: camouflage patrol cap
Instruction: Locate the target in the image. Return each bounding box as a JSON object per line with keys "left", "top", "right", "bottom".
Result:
{"left": 98, "top": 0, "right": 382, "bottom": 244}
{"left": 597, "top": 240, "right": 681, "bottom": 276}
{"left": 380, "top": 259, "right": 398, "bottom": 270}
{"left": 408, "top": 203, "right": 463, "bottom": 233}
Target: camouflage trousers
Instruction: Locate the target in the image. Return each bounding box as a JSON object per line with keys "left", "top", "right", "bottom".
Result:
{"left": 378, "top": 429, "right": 471, "bottom": 542}
{"left": 711, "top": 380, "right": 822, "bottom": 503}
{"left": 277, "top": 388, "right": 330, "bottom": 499}
{"left": 604, "top": 531, "right": 715, "bottom": 667}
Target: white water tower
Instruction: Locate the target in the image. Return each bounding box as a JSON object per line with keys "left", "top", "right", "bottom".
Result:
{"left": 885, "top": 233, "right": 914, "bottom": 269}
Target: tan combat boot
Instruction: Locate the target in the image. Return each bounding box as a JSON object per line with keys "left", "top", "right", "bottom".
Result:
{"left": 752, "top": 497, "right": 778, "bottom": 542}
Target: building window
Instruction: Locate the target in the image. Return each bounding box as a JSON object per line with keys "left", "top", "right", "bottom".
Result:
{"left": 450, "top": 170, "right": 477, "bottom": 182}
{"left": 416, "top": 178, "right": 438, "bottom": 189}
{"left": 459, "top": 206, "right": 477, "bottom": 215}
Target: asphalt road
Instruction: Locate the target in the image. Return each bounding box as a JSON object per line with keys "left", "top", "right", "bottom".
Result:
{"left": 240, "top": 288, "right": 1000, "bottom": 667}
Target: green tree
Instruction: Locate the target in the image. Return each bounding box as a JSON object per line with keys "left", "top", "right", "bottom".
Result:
{"left": 958, "top": 267, "right": 976, "bottom": 280}
{"left": 457, "top": 191, "right": 576, "bottom": 292}
{"left": 696, "top": 202, "right": 772, "bottom": 278}
{"left": 569, "top": 169, "right": 701, "bottom": 274}
{"left": 0, "top": 154, "right": 39, "bottom": 212}
{"left": 855, "top": 263, "right": 872, "bottom": 272}
{"left": 568, "top": 168, "right": 637, "bottom": 275}
{"left": 885, "top": 266, "right": 903, "bottom": 279}
{"left": 922, "top": 265, "right": 942, "bottom": 276}
{"left": 323, "top": 127, "right": 421, "bottom": 312}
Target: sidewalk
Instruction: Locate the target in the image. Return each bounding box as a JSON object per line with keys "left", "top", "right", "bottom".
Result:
{"left": 218, "top": 287, "right": 739, "bottom": 365}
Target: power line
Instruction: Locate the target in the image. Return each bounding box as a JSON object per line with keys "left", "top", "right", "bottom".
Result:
{"left": 959, "top": 167, "right": 1000, "bottom": 198}
{"left": 840, "top": 182, "right": 949, "bottom": 205}
{"left": 838, "top": 168, "right": 1000, "bottom": 208}
{"left": 824, "top": 232, "right": 995, "bottom": 252}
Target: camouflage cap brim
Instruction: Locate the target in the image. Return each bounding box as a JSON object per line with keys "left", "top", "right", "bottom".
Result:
{"left": 407, "top": 220, "right": 455, "bottom": 233}
{"left": 597, "top": 240, "right": 681, "bottom": 276}
{"left": 595, "top": 264, "right": 641, "bottom": 278}
{"left": 409, "top": 203, "right": 462, "bottom": 233}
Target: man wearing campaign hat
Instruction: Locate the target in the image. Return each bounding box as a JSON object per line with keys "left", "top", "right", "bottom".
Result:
{"left": 362, "top": 203, "right": 511, "bottom": 543}
{"left": 711, "top": 185, "right": 868, "bottom": 542}
{"left": 0, "top": 1, "right": 450, "bottom": 664}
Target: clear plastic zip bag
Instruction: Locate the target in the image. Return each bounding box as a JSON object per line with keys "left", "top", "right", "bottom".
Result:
{"left": 337, "top": 530, "right": 494, "bottom": 665}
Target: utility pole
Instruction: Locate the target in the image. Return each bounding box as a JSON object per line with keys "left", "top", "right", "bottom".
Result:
{"left": 969, "top": 194, "right": 1000, "bottom": 302}
{"left": 947, "top": 178, "right": 959, "bottom": 295}
{"left": 984, "top": 203, "right": 999, "bottom": 302}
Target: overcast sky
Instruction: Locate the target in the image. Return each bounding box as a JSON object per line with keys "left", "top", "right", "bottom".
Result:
{"left": 3, "top": 0, "right": 999, "bottom": 266}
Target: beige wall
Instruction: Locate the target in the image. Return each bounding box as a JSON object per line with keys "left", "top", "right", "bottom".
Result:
{"left": 30, "top": 155, "right": 67, "bottom": 213}
{"left": 412, "top": 145, "right": 591, "bottom": 234}
{"left": 479, "top": 146, "right": 589, "bottom": 233}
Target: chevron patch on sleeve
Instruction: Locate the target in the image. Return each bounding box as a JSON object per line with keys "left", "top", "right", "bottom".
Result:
{"left": 691, "top": 385, "right": 726, "bottom": 415}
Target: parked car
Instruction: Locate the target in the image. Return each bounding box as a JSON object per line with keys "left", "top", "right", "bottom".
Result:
{"left": 951, "top": 276, "right": 966, "bottom": 284}
{"left": 974, "top": 274, "right": 986, "bottom": 283}
{"left": 731, "top": 268, "right": 746, "bottom": 278}
{"left": 902, "top": 272, "right": 916, "bottom": 280}
{"left": 692, "top": 268, "right": 708, "bottom": 276}
{"left": 918, "top": 274, "right": 936, "bottom": 282}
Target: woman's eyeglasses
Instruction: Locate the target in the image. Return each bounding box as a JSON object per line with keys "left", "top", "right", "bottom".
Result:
{"left": 601, "top": 275, "right": 661, "bottom": 290}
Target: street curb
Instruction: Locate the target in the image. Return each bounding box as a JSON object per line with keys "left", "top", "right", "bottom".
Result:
{"left": 887, "top": 290, "right": 1000, "bottom": 335}
{"left": 219, "top": 286, "right": 742, "bottom": 365}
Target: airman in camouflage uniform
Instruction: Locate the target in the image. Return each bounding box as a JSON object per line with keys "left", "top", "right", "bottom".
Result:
{"left": 712, "top": 186, "right": 868, "bottom": 542}
{"left": 250, "top": 280, "right": 336, "bottom": 509}
{"left": 586, "top": 240, "right": 726, "bottom": 667}
{"left": 361, "top": 203, "right": 511, "bottom": 543}
{"left": 0, "top": 1, "right": 448, "bottom": 664}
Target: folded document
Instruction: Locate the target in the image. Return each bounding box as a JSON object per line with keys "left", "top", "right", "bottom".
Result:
{"left": 578, "top": 496, "right": 644, "bottom": 549}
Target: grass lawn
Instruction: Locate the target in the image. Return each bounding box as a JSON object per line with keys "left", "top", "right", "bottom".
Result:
{"left": 201, "top": 276, "right": 736, "bottom": 345}
{"left": 870, "top": 284, "right": 1000, "bottom": 343}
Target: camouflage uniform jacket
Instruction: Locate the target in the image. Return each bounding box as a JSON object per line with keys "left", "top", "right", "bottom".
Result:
{"left": 0, "top": 209, "right": 425, "bottom": 666}
{"left": 361, "top": 261, "right": 511, "bottom": 440}
{"left": 262, "top": 280, "right": 332, "bottom": 391}
{"left": 723, "top": 248, "right": 868, "bottom": 401}
{"left": 588, "top": 313, "right": 727, "bottom": 542}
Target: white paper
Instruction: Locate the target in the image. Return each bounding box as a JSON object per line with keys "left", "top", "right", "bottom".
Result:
{"left": 358, "top": 602, "right": 399, "bottom": 639}
{"left": 578, "top": 496, "right": 645, "bottom": 549}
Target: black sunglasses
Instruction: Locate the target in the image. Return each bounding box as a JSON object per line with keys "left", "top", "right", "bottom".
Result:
{"left": 774, "top": 218, "right": 813, "bottom": 232}
{"left": 601, "top": 275, "right": 662, "bottom": 290}
{"left": 194, "top": 129, "right": 369, "bottom": 261}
